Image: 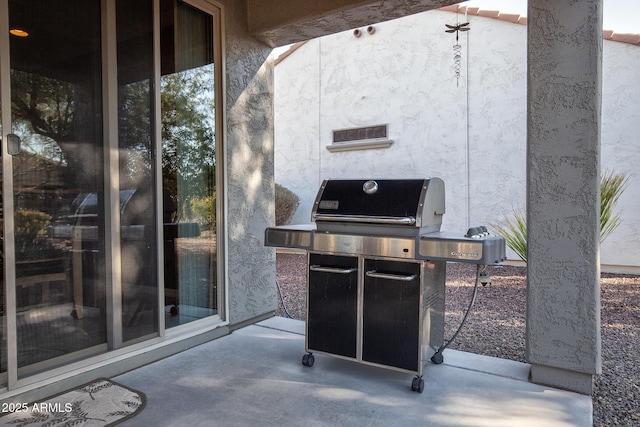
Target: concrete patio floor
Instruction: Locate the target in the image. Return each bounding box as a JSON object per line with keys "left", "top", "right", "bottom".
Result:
{"left": 114, "top": 316, "right": 592, "bottom": 426}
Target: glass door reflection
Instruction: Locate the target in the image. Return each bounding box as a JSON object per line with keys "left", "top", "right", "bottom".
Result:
{"left": 161, "top": 0, "right": 218, "bottom": 327}
{"left": 117, "top": 0, "right": 159, "bottom": 343}
{"left": 1, "top": 45, "right": 5, "bottom": 377}
{"left": 8, "top": 0, "right": 107, "bottom": 373}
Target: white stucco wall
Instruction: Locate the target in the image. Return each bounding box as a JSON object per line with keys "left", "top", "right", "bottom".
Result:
{"left": 274, "top": 9, "right": 640, "bottom": 268}
{"left": 601, "top": 40, "right": 640, "bottom": 268}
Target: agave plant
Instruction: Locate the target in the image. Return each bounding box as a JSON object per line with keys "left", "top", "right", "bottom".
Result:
{"left": 600, "top": 169, "right": 629, "bottom": 243}
{"left": 492, "top": 207, "right": 527, "bottom": 262}
{"left": 492, "top": 169, "right": 629, "bottom": 262}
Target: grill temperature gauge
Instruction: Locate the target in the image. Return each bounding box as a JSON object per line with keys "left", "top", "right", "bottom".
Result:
{"left": 363, "top": 180, "right": 378, "bottom": 194}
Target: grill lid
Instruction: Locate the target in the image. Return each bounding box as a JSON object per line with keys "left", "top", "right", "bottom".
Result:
{"left": 311, "top": 178, "right": 445, "bottom": 234}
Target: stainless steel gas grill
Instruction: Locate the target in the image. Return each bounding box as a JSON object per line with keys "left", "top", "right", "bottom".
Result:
{"left": 265, "top": 178, "right": 506, "bottom": 392}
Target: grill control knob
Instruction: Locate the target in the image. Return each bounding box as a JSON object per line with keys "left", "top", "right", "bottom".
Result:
{"left": 466, "top": 227, "right": 481, "bottom": 238}
{"left": 466, "top": 225, "right": 490, "bottom": 238}
{"left": 363, "top": 180, "right": 378, "bottom": 194}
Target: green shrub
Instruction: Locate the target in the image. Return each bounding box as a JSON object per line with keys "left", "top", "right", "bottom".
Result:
{"left": 275, "top": 183, "right": 299, "bottom": 225}
{"left": 15, "top": 209, "right": 51, "bottom": 236}
{"left": 190, "top": 192, "right": 216, "bottom": 230}
{"left": 13, "top": 209, "right": 64, "bottom": 261}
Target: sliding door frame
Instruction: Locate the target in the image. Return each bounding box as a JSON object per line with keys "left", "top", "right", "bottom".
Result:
{"left": 0, "top": 0, "right": 226, "bottom": 392}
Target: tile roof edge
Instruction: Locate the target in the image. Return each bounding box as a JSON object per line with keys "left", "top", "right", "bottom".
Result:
{"left": 275, "top": 7, "right": 640, "bottom": 67}
{"left": 440, "top": 6, "right": 640, "bottom": 46}
{"left": 608, "top": 32, "right": 640, "bottom": 45}
{"left": 275, "top": 41, "right": 309, "bottom": 66}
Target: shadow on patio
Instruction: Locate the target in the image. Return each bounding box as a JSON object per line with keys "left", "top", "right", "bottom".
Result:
{"left": 113, "top": 317, "right": 591, "bottom": 426}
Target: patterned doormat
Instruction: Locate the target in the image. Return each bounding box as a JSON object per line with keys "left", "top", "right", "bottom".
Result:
{"left": 0, "top": 378, "right": 146, "bottom": 426}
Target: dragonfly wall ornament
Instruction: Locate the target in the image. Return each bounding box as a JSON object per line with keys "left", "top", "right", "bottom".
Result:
{"left": 445, "top": 22, "right": 470, "bottom": 87}
{"left": 445, "top": 22, "right": 470, "bottom": 41}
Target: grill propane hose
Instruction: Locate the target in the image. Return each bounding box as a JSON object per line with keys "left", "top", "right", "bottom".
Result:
{"left": 431, "top": 263, "right": 485, "bottom": 365}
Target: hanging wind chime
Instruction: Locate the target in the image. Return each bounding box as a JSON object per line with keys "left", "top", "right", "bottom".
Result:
{"left": 445, "top": 19, "right": 470, "bottom": 87}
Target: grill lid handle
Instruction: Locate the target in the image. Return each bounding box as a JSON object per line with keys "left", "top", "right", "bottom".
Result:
{"left": 313, "top": 214, "right": 416, "bottom": 226}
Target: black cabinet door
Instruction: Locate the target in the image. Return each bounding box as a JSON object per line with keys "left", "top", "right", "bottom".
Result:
{"left": 307, "top": 254, "right": 358, "bottom": 358}
{"left": 362, "top": 259, "right": 421, "bottom": 372}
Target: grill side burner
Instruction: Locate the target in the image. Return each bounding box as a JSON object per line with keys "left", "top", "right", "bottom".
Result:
{"left": 265, "top": 178, "right": 506, "bottom": 393}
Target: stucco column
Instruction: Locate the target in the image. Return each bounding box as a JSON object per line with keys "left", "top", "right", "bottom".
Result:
{"left": 526, "top": 0, "right": 602, "bottom": 395}
{"left": 222, "top": 0, "right": 278, "bottom": 328}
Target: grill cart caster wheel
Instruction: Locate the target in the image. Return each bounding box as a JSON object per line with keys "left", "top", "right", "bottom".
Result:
{"left": 411, "top": 377, "right": 424, "bottom": 393}
{"left": 170, "top": 306, "right": 179, "bottom": 316}
{"left": 302, "top": 353, "right": 315, "bottom": 367}
{"left": 431, "top": 352, "right": 444, "bottom": 365}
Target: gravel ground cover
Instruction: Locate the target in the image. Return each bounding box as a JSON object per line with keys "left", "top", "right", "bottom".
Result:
{"left": 275, "top": 252, "right": 640, "bottom": 427}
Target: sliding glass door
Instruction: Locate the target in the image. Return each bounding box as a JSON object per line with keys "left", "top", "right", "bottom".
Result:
{"left": 116, "top": 0, "right": 159, "bottom": 343}
{"left": 4, "top": 0, "right": 108, "bottom": 375}
{"left": 160, "top": 0, "right": 219, "bottom": 328}
{"left": 0, "top": 0, "right": 223, "bottom": 386}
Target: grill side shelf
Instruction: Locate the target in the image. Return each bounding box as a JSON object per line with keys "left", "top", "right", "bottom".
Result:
{"left": 417, "top": 232, "right": 507, "bottom": 264}
{"left": 264, "top": 225, "right": 314, "bottom": 249}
